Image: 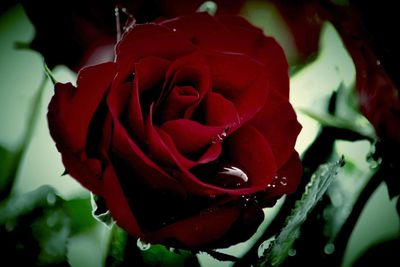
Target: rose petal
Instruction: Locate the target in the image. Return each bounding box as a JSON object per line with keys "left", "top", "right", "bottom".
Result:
{"left": 146, "top": 203, "right": 242, "bottom": 248}
{"left": 249, "top": 89, "right": 302, "bottom": 168}
{"left": 205, "top": 52, "right": 269, "bottom": 123}
{"left": 59, "top": 152, "right": 103, "bottom": 196}
{"left": 116, "top": 23, "right": 196, "bottom": 63}
{"left": 159, "top": 52, "right": 212, "bottom": 118}
{"left": 147, "top": 121, "right": 222, "bottom": 170}
{"left": 103, "top": 166, "right": 142, "bottom": 237}
{"left": 107, "top": 85, "right": 187, "bottom": 196}
{"left": 161, "top": 119, "right": 225, "bottom": 155}
{"left": 161, "top": 86, "right": 200, "bottom": 121}
{"left": 217, "top": 15, "right": 290, "bottom": 97}
{"left": 203, "top": 92, "right": 240, "bottom": 128}
{"left": 224, "top": 124, "right": 277, "bottom": 189}
{"left": 48, "top": 62, "right": 116, "bottom": 152}
{"left": 256, "top": 151, "right": 302, "bottom": 207}
{"left": 128, "top": 57, "right": 170, "bottom": 139}
{"left": 277, "top": 151, "right": 302, "bottom": 195}
{"left": 112, "top": 23, "right": 196, "bottom": 95}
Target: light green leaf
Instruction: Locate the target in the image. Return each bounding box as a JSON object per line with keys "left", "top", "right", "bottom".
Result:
{"left": 63, "top": 197, "right": 96, "bottom": 235}
{"left": 142, "top": 245, "right": 200, "bottom": 267}
{"left": 259, "top": 157, "right": 345, "bottom": 267}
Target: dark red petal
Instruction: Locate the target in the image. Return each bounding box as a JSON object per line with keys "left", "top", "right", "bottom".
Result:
{"left": 112, "top": 24, "right": 196, "bottom": 94}
{"left": 160, "top": 52, "right": 211, "bottom": 118}
{"left": 150, "top": 125, "right": 223, "bottom": 169}
{"left": 116, "top": 23, "right": 196, "bottom": 63}
{"left": 59, "top": 152, "right": 103, "bottom": 196}
{"left": 224, "top": 124, "right": 277, "bottom": 189}
{"left": 107, "top": 85, "right": 186, "bottom": 195}
{"left": 134, "top": 56, "right": 170, "bottom": 92}
{"left": 257, "top": 151, "right": 302, "bottom": 206}
{"left": 249, "top": 89, "right": 301, "bottom": 168}
{"left": 203, "top": 92, "right": 240, "bottom": 128}
{"left": 205, "top": 52, "right": 269, "bottom": 123}
{"left": 103, "top": 166, "right": 142, "bottom": 237}
{"left": 128, "top": 57, "right": 170, "bottom": 139}
{"left": 161, "top": 119, "right": 225, "bottom": 155}
{"left": 161, "top": 13, "right": 229, "bottom": 46}
{"left": 161, "top": 86, "right": 200, "bottom": 121}
{"left": 48, "top": 62, "right": 116, "bottom": 152}
{"left": 146, "top": 204, "right": 242, "bottom": 248}
{"left": 145, "top": 106, "right": 195, "bottom": 169}
{"left": 277, "top": 151, "right": 302, "bottom": 195}
{"left": 217, "top": 15, "right": 290, "bottom": 98}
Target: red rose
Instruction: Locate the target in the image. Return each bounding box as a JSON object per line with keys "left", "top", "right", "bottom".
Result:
{"left": 48, "top": 13, "right": 302, "bottom": 249}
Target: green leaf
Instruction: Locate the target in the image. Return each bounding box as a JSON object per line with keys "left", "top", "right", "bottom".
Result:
{"left": 0, "top": 186, "right": 71, "bottom": 266}
{"left": 142, "top": 245, "right": 200, "bottom": 267}
{"left": 299, "top": 108, "right": 375, "bottom": 140}
{"left": 259, "top": 157, "right": 345, "bottom": 267}
{"left": 0, "top": 186, "right": 58, "bottom": 223}
{"left": 63, "top": 198, "right": 96, "bottom": 235}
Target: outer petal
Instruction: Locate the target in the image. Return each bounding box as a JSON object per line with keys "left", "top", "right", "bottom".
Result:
{"left": 48, "top": 62, "right": 116, "bottom": 152}
{"left": 249, "top": 89, "right": 302, "bottom": 168}
{"left": 205, "top": 52, "right": 270, "bottom": 124}
{"left": 48, "top": 62, "right": 116, "bottom": 195}
{"left": 112, "top": 23, "right": 196, "bottom": 96}
{"left": 146, "top": 203, "right": 242, "bottom": 248}
{"left": 223, "top": 124, "right": 277, "bottom": 189}
{"left": 103, "top": 165, "right": 142, "bottom": 237}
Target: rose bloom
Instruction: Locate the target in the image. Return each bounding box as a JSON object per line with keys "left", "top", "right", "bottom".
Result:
{"left": 48, "top": 13, "right": 302, "bottom": 249}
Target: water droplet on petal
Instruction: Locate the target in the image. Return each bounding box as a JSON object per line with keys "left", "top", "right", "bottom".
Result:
{"left": 266, "top": 175, "right": 288, "bottom": 190}
{"left": 211, "top": 129, "right": 228, "bottom": 144}
{"left": 279, "top": 177, "right": 287, "bottom": 186}
{"left": 324, "top": 243, "right": 335, "bottom": 255}
{"left": 137, "top": 238, "right": 151, "bottom": 251}
{"left": 216, "top": 165, "right": 249, "bottom": 188}
{"left": 172, "top": 28, "right": 177, "bottom": 32}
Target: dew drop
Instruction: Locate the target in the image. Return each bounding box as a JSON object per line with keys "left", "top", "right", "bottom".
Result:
{"left": 211, "top": 129, "right": 228, "bottom": 144}
{"left": 46, "top": 192, "right": 56, "bottom": 205}
{"left": 172, "top": 28, "right": 177, "bottom": 32}
{"left": 257, "top": 238, "right": 274, "bottom": 257}
{"left": 266, "top": 175, "right": 288, "bottom": 189}
{"left": 324, "top": 243, "right": 335, "bottom": 255}
{"left": 279, "top": 177, "right": 288, "bottom": 186}
{"left": 137, "top": 238, "right": 151, "bottom": 251}
{"left": 216, "top": 165, "right": 249, "bottom": 188}
{"left": 288, "top": 248, "right": 297, "bottom": 257}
